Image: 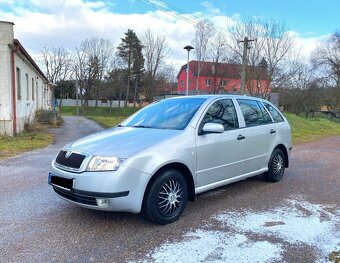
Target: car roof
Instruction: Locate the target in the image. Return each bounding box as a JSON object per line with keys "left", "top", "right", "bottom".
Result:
{"left": 165, "top": 94, "right": 267, "bottom": 102}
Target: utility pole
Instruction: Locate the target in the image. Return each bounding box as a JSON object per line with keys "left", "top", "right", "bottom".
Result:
{"left": 238, "top": 37, "right": 254, "bottom": 95}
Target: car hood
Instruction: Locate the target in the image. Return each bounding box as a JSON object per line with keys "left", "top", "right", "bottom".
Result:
{"left": 66, "top": 127, "right": 182, "bottom": 158}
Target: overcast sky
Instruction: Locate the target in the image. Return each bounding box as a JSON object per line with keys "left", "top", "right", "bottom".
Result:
{"left": 1, "top": 0, "right": 339, "bottom": 69}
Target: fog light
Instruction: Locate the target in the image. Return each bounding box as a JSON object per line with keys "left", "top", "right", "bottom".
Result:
{"left": 96, "top": 198, "right": 110, "bottom": 207}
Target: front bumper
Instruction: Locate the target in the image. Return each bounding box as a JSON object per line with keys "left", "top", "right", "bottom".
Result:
{"left": 49, "top": 162, "right": 151, "bottom": 213}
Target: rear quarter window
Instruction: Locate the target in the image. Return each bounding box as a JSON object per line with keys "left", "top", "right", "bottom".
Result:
{"left": 263, "top": 102, "right": 284, "bottom": 123}
{"left": 237, "top": 99, "right": 272, "bottom": 127}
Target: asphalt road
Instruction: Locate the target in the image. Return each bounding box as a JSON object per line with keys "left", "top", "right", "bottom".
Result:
{"left": 0, "top": 116, "right": 339, "bottom": 263}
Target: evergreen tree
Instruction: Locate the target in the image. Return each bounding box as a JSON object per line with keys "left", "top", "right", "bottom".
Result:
{"left": 117, "top": 29, "right": 144, "bottom": 106}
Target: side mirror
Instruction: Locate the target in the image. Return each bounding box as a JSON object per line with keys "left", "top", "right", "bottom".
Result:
{"left": 202, "top": 123, "right": 224, "bottom": 134}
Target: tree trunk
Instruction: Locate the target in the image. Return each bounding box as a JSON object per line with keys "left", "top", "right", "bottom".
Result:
{"left": 133, "top": 78, "right": 137, "bottom": 108}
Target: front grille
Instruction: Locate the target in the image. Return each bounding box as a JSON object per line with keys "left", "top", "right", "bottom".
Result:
{"left": 55, "top": 150, "right": 86, "bottom": 169}
{"left": 54, "top": 188, "right": 97, "bottom": 206}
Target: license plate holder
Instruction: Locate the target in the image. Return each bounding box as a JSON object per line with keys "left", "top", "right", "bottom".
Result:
{"left": 49, "top": 173, "right": 74, "bottom": 191}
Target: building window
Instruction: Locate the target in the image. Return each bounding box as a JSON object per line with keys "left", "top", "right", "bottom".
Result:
{"left": 180, "top": 80, "right": 184, "bottom": 87}
{"left": 32, "top": 78, "right": 34, "bottom": 101}
{"left": 34, "top": 81, "right": 37, "bottom": 101}
{"left": 220, "top": 79, "right": 226, "bottom": 87}
{"left": 26, "top": 74, "right": 29, "bottom": 100}
{"left": 16, "top": 67, "right": 21, "bottom": 100}
{"left": 205, "top": 79, "right": 211, "bottom": 86}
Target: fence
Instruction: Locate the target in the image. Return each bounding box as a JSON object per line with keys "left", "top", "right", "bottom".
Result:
{"left": 60, "top": 99, "right": 125, "bottom": 107}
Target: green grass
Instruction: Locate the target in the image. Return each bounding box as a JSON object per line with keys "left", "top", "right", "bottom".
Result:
{"left": 86, "top": 116, "right": 128, "bottom": 128}
{"left": 60, "top": 106, "right": 139, "bottom": 128}
{"left": 60, "top": 106, "right": 138, "bottom": 117}
{"left": 284, "top": 113, "right": 340, "bottom": 143}
{"left": 313, "top": 112, "right": 340, "bottom": 124}
{"left": 0, "top": 128, "right": 54, "bottom": 160}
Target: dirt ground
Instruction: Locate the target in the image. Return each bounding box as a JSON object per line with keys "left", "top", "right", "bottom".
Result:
{"left": 0, "top": 117, "right": 339, "bottom": 263}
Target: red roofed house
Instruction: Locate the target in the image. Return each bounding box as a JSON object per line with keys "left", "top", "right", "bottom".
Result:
{"left": 177, "top": 60, "right": 270, "bottom": 96}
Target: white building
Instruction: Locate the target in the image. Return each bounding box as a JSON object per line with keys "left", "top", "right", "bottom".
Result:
{"left": 0, "top": 21, "right": 53, "bottom": 136}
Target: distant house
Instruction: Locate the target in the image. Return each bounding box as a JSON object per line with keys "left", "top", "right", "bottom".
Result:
{"left": 0, "top": 21, "right": 53, "bottom": 136}
{"left": 177, "top": 60, "right": 270, "bottom": 95}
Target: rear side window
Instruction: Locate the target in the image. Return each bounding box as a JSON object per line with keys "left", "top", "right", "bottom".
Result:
{"left": 263, "top": 102, "right": 284, "bottom": 122}
{"left": 237, "top": 99, "right": 272, "bottom": 127}
{"left": 201, "top": 99, "right": 239, "bottom": 131}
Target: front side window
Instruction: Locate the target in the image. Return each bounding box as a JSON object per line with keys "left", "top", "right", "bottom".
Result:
{"left": 237, "top": 99, "right": 272, "bottom": 127}
{"left": 263, "top": 102, "right": 284, "bottom": 122}
{"left": 205, "top": 79, "right": 211, "bottom": 86}
{"left": 122, "top": 98, "right": 206, "bottom": 130}
{"left": 200, "top": 99, "right": 239, "bottom": 131}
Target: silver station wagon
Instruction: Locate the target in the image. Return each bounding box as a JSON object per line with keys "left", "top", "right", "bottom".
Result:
{"left": 49, "top": 95, "right": 292, "bottom": 224}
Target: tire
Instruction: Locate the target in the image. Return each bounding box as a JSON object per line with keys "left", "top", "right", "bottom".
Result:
{"left": 263, "top": 148, "right": 286, "bottom": 182}
{"left": 142, "top": 169, "right": 188, "bottom": 224}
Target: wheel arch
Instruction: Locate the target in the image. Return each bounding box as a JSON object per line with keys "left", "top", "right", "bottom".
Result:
{"left": 274, "top": 144, "right": 289, "bottom": 168}
{"left": 144, "top": 162, "right": 195, "bottom": 203}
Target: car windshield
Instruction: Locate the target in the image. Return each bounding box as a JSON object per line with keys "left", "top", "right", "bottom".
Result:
{"left": 122, "top": 97, "right": 206, "bottom": 130}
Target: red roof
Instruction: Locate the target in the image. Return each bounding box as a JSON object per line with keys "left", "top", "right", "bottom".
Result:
{"left": 178, "top": 60, "right": 268, "bottom": 80}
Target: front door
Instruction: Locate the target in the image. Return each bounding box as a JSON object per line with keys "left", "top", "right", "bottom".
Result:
{"left": 196, "top": 99, "right": 245, "bottom": 187}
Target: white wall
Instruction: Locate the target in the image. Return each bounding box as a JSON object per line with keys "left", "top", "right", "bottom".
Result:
{"left": 14, "top": 52, "right": 46, "bottom": 131}
{"left": 0, "top": 22, "right": 14, "bottom": 135}
{"left": 0, "top": 21, "right": 52, "bottom": 136}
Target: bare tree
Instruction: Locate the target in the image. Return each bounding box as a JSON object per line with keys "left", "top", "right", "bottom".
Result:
{"left": 276, "top": 62, "right": 324, "bottom": 117}
{"left": 312, "top": 30, "right": 340, "bottom": 89}
{"left": 154, "top": 63, "right": 177, "bottom": 96}
{"left": 208, "top": 32, "right": 228, "bottom": 94}
{"left": 323, "top": 87, "right": 340, "bottom": 117}
{"left": 73, "top": 37, "right": 114, "bottom": 107}
{"left": 141, "top": 29, "right": 169, "bottom": 101}
{"left": 192, "top": 19, "right": 214, "bottom": 92}
{"left": 41, "top": 46, "right": 72, "bottom": 108}
{"left": 41, "top": 46, "right": 72, "bottom": 83}
{"left": 104, "top": 58, "right": 127, "bottom": 110}
{"left": 226, "top": 18, "right": 296, "bottom": 98}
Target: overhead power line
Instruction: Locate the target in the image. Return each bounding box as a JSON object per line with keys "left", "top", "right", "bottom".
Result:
{"left": 136, "top": 0, "right": 230, "bottom": 37}
{"left": 156, "top": 0, "right": 231, "bottom": 34}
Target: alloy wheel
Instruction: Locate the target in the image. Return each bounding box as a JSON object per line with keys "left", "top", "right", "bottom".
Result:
{"left": 157, "top": 179, "right": 183, "bottom": 216}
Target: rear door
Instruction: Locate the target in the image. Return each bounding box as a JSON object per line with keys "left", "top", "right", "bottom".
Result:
{"left": 236, "top": 99, "right": 277, "bottom": 173}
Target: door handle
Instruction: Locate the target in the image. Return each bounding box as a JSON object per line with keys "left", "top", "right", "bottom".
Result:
{"left": 270, "top": 129, "right": 276, "bottom": 134}
{"left": 237, "top": 135, "right": 246, "bottom": 140}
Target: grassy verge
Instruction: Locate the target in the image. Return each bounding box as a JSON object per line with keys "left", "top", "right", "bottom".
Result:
{"left": 0, "top": 123, "right": 54, "bottom": 160}
{"left": 60, "top": 106, "right": 139, "bottom": 128}
{"left": 284, "top": 113, "right": 340, "bottom": 143}
{"left": 86, "top": 116, "right": 128, "bottom": 128}
{"left": 60, "top": 106, "right": 138, "bottom": 117}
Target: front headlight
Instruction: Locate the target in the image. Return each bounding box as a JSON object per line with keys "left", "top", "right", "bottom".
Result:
{"left": 87, "top": 156, "right": 124, "bottom": 171}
